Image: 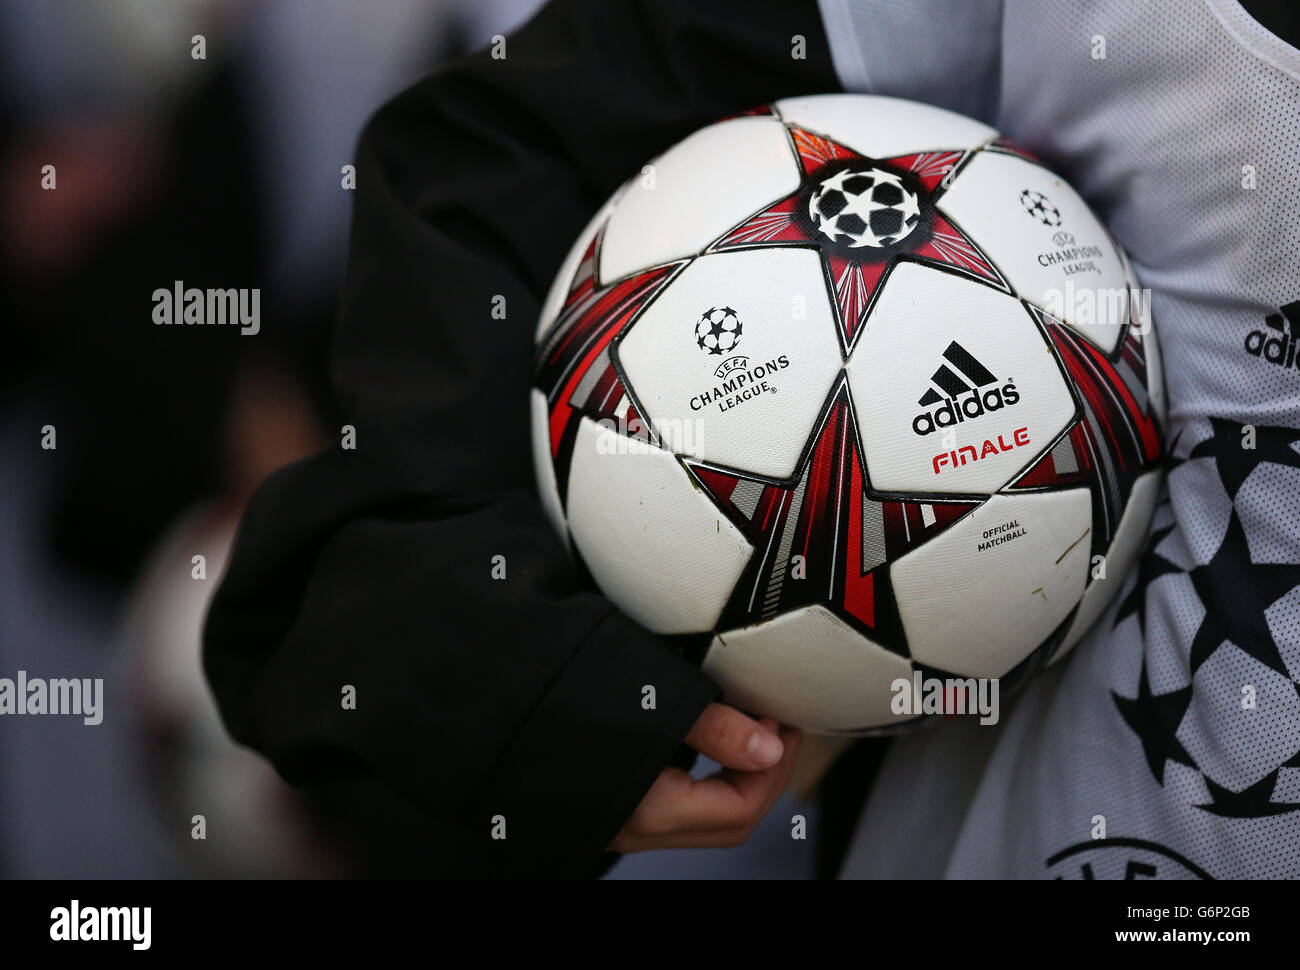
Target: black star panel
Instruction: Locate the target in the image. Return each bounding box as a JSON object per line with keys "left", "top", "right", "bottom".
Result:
{"left": 1186, "top": 509, "right": 1300, "bottom": 676}
{"left": 1113, "top": 520, "right": 1181, "bottom": 637}
{"left": 1197, "top": 769, "right": 1300, "bottom": 819}
{"left": 1113, "top": 418, "right": 1300, "bottom": 817}
{"left": 1189, "top": 417, "right": 1300, "bottom": 500}
{"left": 1112, "top": 658, "right": 1195, "bottom": 784}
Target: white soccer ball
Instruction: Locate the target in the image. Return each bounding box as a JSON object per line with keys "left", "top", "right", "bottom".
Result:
{"left": 531, "top": 94, "right": 1166, "bottom": 733}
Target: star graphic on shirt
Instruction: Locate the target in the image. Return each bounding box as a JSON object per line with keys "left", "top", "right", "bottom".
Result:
{"left": 1196, "top": 766, "right": 1300, "bottom": 819}
{"left": 1113, "top": 418, "right": 1300, "bottom": 817}
{"left": 1189, "top": 417, "right": 1300, "bottom": 500}
{"left": 1186, "top": 509, "right": 1300, "bottom": 676}
{"left": 1112, "top": 519, "right": 1180, "bottom": 638}
{"left": 1112, "top": 659, "right": 1194, "bottom": 784}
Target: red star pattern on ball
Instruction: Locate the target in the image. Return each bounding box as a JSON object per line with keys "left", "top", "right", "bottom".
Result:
{"left": 1007, "top": 303, "right": 1163, "bottom": 559}
{"left": 534, "top": 226, "right": 680, "bottom": 497}
{"left": 709, "top": 126, "right": 1009, "bottom": 352}
{"left": 682, "top": 379, "right": 977, "bottom": 654}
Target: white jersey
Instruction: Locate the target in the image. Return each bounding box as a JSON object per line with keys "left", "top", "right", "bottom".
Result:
{"left": 820, "top": 0, "right": 1300, "bottom": 878}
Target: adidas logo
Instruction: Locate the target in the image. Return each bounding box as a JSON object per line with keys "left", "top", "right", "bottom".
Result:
{"left": 912, "top": 341, "right": 1020, "bottom": 436}
{"left": 1245, "top": 301, "right": 1300, "bottom": 371}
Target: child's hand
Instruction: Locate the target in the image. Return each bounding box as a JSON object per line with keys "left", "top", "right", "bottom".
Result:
{"left": 611, "top": 703, "right": 801, "bottom": 852}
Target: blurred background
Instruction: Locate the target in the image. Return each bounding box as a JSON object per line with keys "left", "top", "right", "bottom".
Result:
{"left": 0, "top": 0, "right": 818, "bottom": 879}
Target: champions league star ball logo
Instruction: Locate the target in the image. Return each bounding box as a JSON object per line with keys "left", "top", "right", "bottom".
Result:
{"left": 808, "top": 167, "right": 921, "bottom": 249}
{"left": 1020, "top": 188, "right": 1062, "bottom": 226}
{"left": 695, "top": 306, "right": 743, "bottom": 355}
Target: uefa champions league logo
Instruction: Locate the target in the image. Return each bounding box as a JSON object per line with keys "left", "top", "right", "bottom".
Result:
{"left": 1019, "top": 188, "right": 1061, "bottom": 226}
{"left": 686, "top": 305, "right": 789, "bottom": 411}
{"left": 694, "top": 306, "right": 743, "bottom": 354}
{"left": 808, "top": 166, "right": 921, "bottom": 249}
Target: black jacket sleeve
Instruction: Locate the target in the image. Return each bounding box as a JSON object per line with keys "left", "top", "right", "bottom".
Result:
{"left": 202, "top": 0, "right": 840, "bottom": 877}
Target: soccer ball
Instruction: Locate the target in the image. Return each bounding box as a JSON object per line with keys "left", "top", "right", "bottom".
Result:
{"left": 531, "top": 95, "right": 1166, "bottom": 734}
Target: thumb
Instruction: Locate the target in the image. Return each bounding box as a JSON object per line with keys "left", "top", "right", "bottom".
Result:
{"left": 685, "top": 702, "right": 784, "bottom": 771}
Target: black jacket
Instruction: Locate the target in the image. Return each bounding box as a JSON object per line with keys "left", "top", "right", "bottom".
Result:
{"left": 203, "top": 0, "right": 840, "bottom": 877}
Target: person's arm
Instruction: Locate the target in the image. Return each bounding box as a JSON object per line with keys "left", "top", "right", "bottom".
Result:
{"left": 203, "top": 0, "right": 838, "bottom": 877}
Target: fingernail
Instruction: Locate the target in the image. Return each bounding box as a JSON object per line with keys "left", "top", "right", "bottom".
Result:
{"left": 747, "top": 730, "right": 784, "bottom": 766}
